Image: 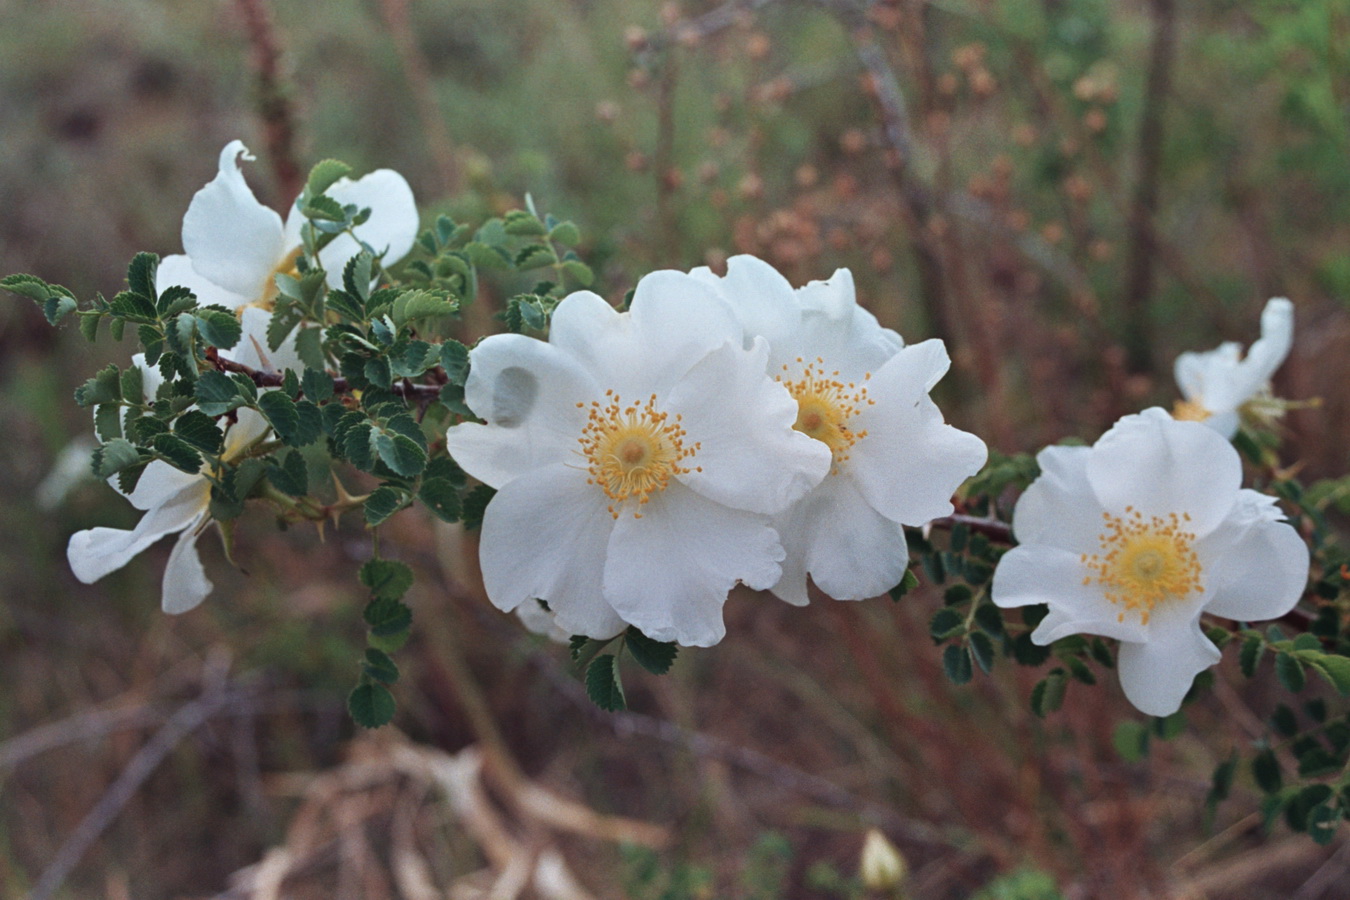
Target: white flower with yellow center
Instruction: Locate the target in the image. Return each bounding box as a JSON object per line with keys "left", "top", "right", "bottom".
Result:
{"left": 443, "top": 272, "right": 832, "bottom": 646}
{"left": 66, "top": 309, "right": 302, "bottom": 614}
{"left": 1173, "top": 297, "right": 1293, "bottom": 438}
{"left": 155, "top": 140, "right": 418, "bottom": 311}
{"left": 991, "top": 408, "right": 1308, "bottom": 716}
{"left": 688, "top": 255, "right": 988, "bottom": 606}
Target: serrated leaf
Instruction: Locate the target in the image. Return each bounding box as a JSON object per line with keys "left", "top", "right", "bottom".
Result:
{"left": 291, "top": 400, "right": 323, "bottom": 447}
{"left": 120, "top": 366, "right": 144, "bottom": 405}
{"left": 302, "top": 368, "right": 335, "bottom": 402}
{"left": 364, "top": 486, "right": 404, "bottom": 526}
{"left": 343, "top": 251, "right": 374, "bottom": 302}
{"left": 361, "top": 558, "right": 414, "bottom": 602}
{"left": 569, "top": 634, "right": 591, "bottom": 659}
{"left": 1011, "top": 633, "right": 1051, "bottom": 666}
{"left": 150, "top": 433, "right": 203, "bottom": 474}
{"left": 439, "top": 340, "right": 470, "bottom": 385}
{"left": 514, "top": 244, "right": 557, "bottom": 270}
{"left": 195, "top": 370, "right": 243, "bottom": 416}
{"left": 43, "top": 294, "right": 78, "bottom": 325}
{"left": 1304, "top": 652, "right": 1350, "bottom": 695}
{"left": 942, "top": 644, "right": 973, "bottom": 685}
{"left": 392, "top": 289, "right": 458, "bottom": 327}
{"left": 362, "top": 648, "right": 400, "bottom": 685}
{"left": 549, "top": 220, "right": 581, "bottom": 246}
{"left": 364, "top": 357, "right": 392, "bottom": 390}
{"left": 464, "top": 241, "right": 510, "bottom": 270}
{"left": 373, "top": 430, "right": 426, "bottom": 476}
{"left": 194, "top": 308, "right": 241, "bottom": 350}
{"left": 303, "top": 194, "right": 346, "bottom": 222}
{"left": 327, "top": 288, "right": 366, "bottom": 323}
{"left": 968, "top": 632, "right": 996, "bottom": 674}
{"left": 93, "top": 404, "right": 122, "bottom": 442}
{"left": 364, "top": 595, "right": 413, "bottom": 637}
{"left": 888, "top": 568, "right": 919, "bottom": 601}
{"left": 127, "top": 252, "right": 159, "bottom": 301}
{"left": 257, "top": 391, "right": 300, "bottom": 443}
{"left": 349, "top": 683, "right": 396, "bottom": 728}
{"left": 267, "top": 299, "right": 303, "bottom": 352}
{"left": 1276, "top": 651, "right": 1307, "bottom": 693}
{"left": 92, "top": 439, "right": 141, "bottom": 478}
{"left": 973, "top": 601, "right": 1005, "bottom": 637}
{"left": 1239, "top": 634, "right": 1264, "bottom": 677}
{"left": 418, "top": 477, "right": 461, "bottom": 523}
{"left": 75, "top": 364, "right": 122, "bottom": 407}
{"left": 460, "top": 484, "right": 496, "bottom": 530}
{"left": 266, "top": 449, "right": 309, "bottom": 496}
{"left": 561, "top": 259, "right": 594, "bottom": 287}
{"left": 307, "top": 158, "right": 353, "bottom": 196}
{"left": 928, "top": 607, "right": 964, "bottom": 641}
{"left": 625, "top": 627, "right": 678, "bottom": 675}
{"left": 174, "top": 410, "right": 224, "bottom": 453}
{"left": 2, "top": 272, "right": 60, "bottom": 303}
{"left": 109, "top": 290, "right": 157, "bottom": 322}
{"left": 503, "top": 210, "right": 548, "bottom": 236}
{"left": 79, "top": 312, "right": 100, "bottom": 342}
{"left": 585, "top": 654, "right": 626, "bottom": 711}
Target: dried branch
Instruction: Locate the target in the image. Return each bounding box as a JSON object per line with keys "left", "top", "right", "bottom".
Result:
{"left": 233, "top": 0, "right": 303, "bottom": 202}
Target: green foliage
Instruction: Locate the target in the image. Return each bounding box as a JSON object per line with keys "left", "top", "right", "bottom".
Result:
{"left": 585, "top": 653, "right": 626, "bottom": 711}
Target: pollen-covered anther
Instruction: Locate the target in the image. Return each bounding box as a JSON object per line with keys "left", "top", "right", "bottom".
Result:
{"left": 1083, "top": 506, "right": 1204, "bottom": 625}
{"left": 779, "top": 358, "right": 871, "bottom": 472}
{"left": 1172, "top": 398, "right": 1213, "bottom": 423}
{"left": 577, "top": 392, "right": 698, "bottom": 518}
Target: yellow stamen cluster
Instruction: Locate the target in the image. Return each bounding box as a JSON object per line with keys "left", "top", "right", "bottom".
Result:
{"left": 1172, "top": 398, "right": 1213, "bottom": 423}
{"left": 779, "top": 357, "right": 873, "bottom": 472}
{"left": 246, "top": 247, "right": 306, "bottom": 315}
{"left": 577, "top": 391, "right": 701, "bottom": 518}
{"left": 1082, "top": 506, "right": 1204, "bottom": 625}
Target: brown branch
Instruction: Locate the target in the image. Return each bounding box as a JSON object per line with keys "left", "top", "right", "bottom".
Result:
{"left": 376, "top": 0, "right": 460, "bottom": 197}
{"left": 928, "top": 513, "right": 1014, "bottom": 545}
{"left": 208, "top": 349, "right": 443, "bottom": 401}
{"left": 234, "top": 0, "right": 303, "bottom": 202}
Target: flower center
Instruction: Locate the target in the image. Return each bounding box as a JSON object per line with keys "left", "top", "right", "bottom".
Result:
{"left": 1082, "top": 507, "right": 1204, "bottom": 625}
{"left": 577, "top": 392, "right": 701, "bottom": 518}
{"left": 1172, "top": 398, "right": 1212, "bottom": 423}
{"left": 779, "top": 357, "right": 872, "bottom": 472}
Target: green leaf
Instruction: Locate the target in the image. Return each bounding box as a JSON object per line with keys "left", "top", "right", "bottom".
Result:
{"left": 1276, "top": 651, "right": 1307, "bottom": 693}
{"left": 373, "top": 430, "right": 426, "bottom": 476}
{"left": 514, "top": 244, "right": 557, "bottom": 270}
{"left": 266, "top": 449, "right": 309, "bottom": 496}
{"left": 464, "top": 241, "right": 510, "bottom": 270}
{"left": 195, "top": 370, "right": 243, "bottom": 415}
{"left": 75, "top": 364, "right": 122, "bottom": 407}
{"left": 1303, "top": 651, "right": 1350, "bottom": 695}
{"left": 968, "top": 632, "right": 996, "bottom": 674}
{"left": 301, "top": 368, "right": 335, "bottom": 402}
{"left": 1239, "top": 634, "right": 1264, "bottom": 677}
{"left": 625, "top": 627, "right": 678, "bottom": 675}
{"left": 362, "top": 648, "right": 400, "bottom": 685}
{"left": 418, "top": 477, "right": 461, "bottom": 523}
{"left": 549, "top": 220, "right": 581, "bottom": 246}
{"left": 360, "top": 554, "right": 413, "bottom": 604}
{"left": 195, "top": 308, "right": 242, "bottom": 349}
{"left": 2, "top": 272, "right": 65, "bottom": 303}
{"left": 307, "top": 158, "right": 353, "bottom": 197}
{"left": 303, "top": 194, "right": 346, "bottom": 222}
{"left": 174, "top": 410, "right": 224, "bottom": 454}
{"left": 440, "top": 340, "right": 470, "bottom": 385}
{"left": 561, "top": 259, "right": 594, "bottom": 287}
{"left": 928, "top": 607, "right": 964, "bottom": 641}
{"left": 79, "top": 312, "right": 100, "bottom": 342}
{"left": 150, "top": 434, "right": 203, "bottom": 474}
{"left": 1112, "top": 721, "right": 1150, "bottom": 762}
{"left": 942, "top": 644, "right": 973, "bottom": 685}
{"left": 888, "top": 568, "right": 919, "bottom": 601}
{"left": 1011, "top": 633, "right": 1052, "bottom": 666}
{"left": 1252, "top": 747, "right": 1283, "bottom": 794}
{"left": 364, "top": 486, "right": 404, "bottom": 526}
{"left": 392, "top": 289, "right": 458, "bottom": 327}
{"left": 973, "top": 601, "right": 1005, "bottom": 637}
{"left": 1307, "top": 803, "right": 1343, "bottom": 845}
{"left": 1030, "top": 670, "right": 1068, "bottom": 717}
{"left": 585, "top": 654, "right": 626, "bottom": 711}
{"left": 158, "top": 285, "right": 197, "bottom": 318}
{"left": 348, "top": 683, "right": 396, "bottom": 729}
{"left": 109, "top": 290, "right": 157, "bottom": 322}
{"left": 127, "top": 252, "right": 159, "bottom": 301}
{"left": 503, "top": 209, "right": 548, "bottom": 236}
{"left": 461, "top": 484, "right": 495, "bottom": 530}
{"left": 258, "top": 391, "right": 300, "bottom": 444}
{"left": 343, "top": 251, "right": 374, "bottom": 302}
{"left": 92, "top": 439, "right": 141, "bottom": 478}
{"left": 94, "top": 404, "right": 122, "bottom": 442}
{"left": 43, "top": 294, "right": 78, "bottom": 325}
{"left": 120, "top": 366, "right": 144, "bottom": 406}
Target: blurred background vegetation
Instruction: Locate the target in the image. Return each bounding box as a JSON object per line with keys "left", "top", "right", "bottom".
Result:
{"left": 3, "top": 0, "right": 1350, "bottom": 896}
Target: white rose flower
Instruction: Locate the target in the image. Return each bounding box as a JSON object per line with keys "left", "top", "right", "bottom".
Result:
{"left": 689, "top": 255, "right": 988, "bottom": 606}
{"left": 66, "top": 308, "right": 302, "bottom": 613}
{"left": 156, "top": 140, "right": 418, "bottom": 311}
{"left": 991, "top": 407, "right": 1308, "bottom": 717}
{"left": 444, "top": 272, "right": 832, "bottom": 646}
{"left": 1173, "top": 297, "right": 1294, "bottom": 437}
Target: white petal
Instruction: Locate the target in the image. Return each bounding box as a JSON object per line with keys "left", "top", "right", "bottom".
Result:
{"left": 181, "top": 141, "right": 287, "bottom": 300}
{"left": 1197, "top": 496, "right": 1308, "bottom": 622}
{"left": 225, "top": 306, "right": 305, "bottom": 374}
{"left": 689, "top": 255, "right": 802, "bottom": 353}
{"left": 128, "top": 460, "right": 205, "bottom": 510}
{"left": 992, "top": 545, "right": 1147, "bottom": 644}
{"left": 445, "top": 333, "right": 598, "bottom": 487}
{"left": 155, "top": 254, "right": 250, "bottom": 312}
{"left": 550, "top": 275, "right": 742, "bottom": 396}
{"left": 604, "top": 483, "right": 783, "bottom": 647}
{"left": 668, "top": 338, "right": 830, "bottom": 515}
{"left": 1009, "top": 445, "right": 1102, "bottom": 554}
{"left": 1174, "top": 343, "right": 1240, "bottom": 409}
{"left": 1087, "top": 408, "right": 1240, "bottom": 537}
{"left": 848, "top": 340, "right": 987, "bottom": 525}
{"left": 161, "top": 515, "right": 213, "bottom": 613}
{"left": 478, "top": 463, "right": 626, "bottom": 639}
{"left": 67, "top": 480, "right": 207, "bottom": 583}
{"left": 778, "top": 474, "right": 908, "bottom": 603}
{"left": 316, "top": 169, "right": 420, "bottom": 286}
{"left": 1116, "top": 622, "right": 1220, "bottom": 717}
{"left": 221, "top": 408, "right": 272, "bottom": 460}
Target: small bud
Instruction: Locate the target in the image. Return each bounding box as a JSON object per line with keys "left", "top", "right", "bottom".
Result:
{"left": 859, "top": 829, "right": 907, "bottom": 892}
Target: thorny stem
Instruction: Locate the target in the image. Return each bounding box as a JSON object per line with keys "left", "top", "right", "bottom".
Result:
{"left": 207, "top": 347, "right": 444, "bottom": 401}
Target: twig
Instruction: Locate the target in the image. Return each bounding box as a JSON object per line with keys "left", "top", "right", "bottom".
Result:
{"left": 208, "top": 348, "right": 443, "bottom": 401}
{"left": 1120, "top": 0, "right": 1178, "bottom": 374}
{"left": 233, "top": 0, "right": 303, "bottom": 202}
{"left": 375, "top": 0, "right": 460, "bottom": 197}
{"left": 27, "top": 655, "right": 245, "bottom": 900}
